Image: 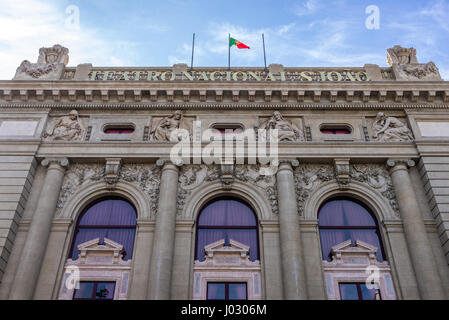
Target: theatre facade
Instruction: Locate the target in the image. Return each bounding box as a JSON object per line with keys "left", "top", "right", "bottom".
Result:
{"left": 0, "top": 44, "right": 448, "bottom": 300}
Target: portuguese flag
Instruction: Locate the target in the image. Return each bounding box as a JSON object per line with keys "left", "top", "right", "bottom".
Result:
{"left": 230, "top": 37, "right": 250, "bottom": 49}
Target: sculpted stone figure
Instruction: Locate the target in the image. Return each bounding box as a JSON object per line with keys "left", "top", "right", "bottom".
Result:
{"left": 150, "top": 110, "right": 191, "bottom": 142}
{"left": 387, "top": 45, "right": 442, "bottom": 81}
{"left": 259, "top": 111, "right": 304, "bottom": 142}
{"left": 14, "top": 44, "right": 69, "bottom": 80}
{"left": 44, "top": 110, "right": 85, "bottom": 141}
{"left": 372, "top": 112, "right": 414, "bottom": 142}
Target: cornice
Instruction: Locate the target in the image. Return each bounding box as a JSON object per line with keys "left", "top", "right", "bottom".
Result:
{"left": 1, "top": 80, "right": 449, "bottom": 104}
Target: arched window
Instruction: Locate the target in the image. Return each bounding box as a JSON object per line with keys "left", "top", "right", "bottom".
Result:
{"left": 318, "top": 198, "right": 385, "bottom": 262}
{"left": 196, "top": 198, "right": 259, "bottom": 262}
{"left": 69, "top": 197, "right": 137, "bottom": 261}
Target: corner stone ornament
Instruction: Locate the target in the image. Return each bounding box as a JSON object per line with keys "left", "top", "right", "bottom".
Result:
{"left": 372, "top": 112, "right": 414, "bottom": 142}
{"left": 259, "top": 111, "right": 304, "bottom": 142}
{"left": 149, "top": 110, "right": 191, "bottom": 142}
{"left": 13, "top": 44, "right": 69, "bottom": 80}
{"left": 387, "top": 45, "right": 442, "bottom": 81}
{"left": 44, "top": 110, "right": 86, "bottom": 141}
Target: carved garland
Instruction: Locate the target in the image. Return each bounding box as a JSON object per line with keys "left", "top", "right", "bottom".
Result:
{"left": 56, "top": 163, "right": 161, "bottom": 216}
{"left": 294, "top": 164, "right": 399, "bottom": 217}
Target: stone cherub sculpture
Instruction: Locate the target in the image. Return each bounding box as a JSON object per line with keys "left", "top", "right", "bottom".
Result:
{"left": 387, "top": 45, "right": 441, "bottom": 81}
{"left": 372, "top": 112, "right": 414, "bottom": 142}
{"left": 44, "top": 110, "right": 85, "bottom": 141}
{"left": 259, "top": 111, "right": 304, "bottom": 142}
{"left": 149, "top": 110, "right": 191, "bottom": 142}
{"left": 14, "top": 44, "right": 69, "bottom": 80}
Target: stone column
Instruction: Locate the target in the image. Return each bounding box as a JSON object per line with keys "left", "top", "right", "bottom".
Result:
{"left": 387, "top": 159, "right": 445, "bottom": 300}
{"left": 9, "top": 158, "right": 68, "bottom": 300}
{"left": 276, "top": 161, "right": 307, "bottom": 300}
{"left": 147, "top": 160, "right": 179, "bottom": 300}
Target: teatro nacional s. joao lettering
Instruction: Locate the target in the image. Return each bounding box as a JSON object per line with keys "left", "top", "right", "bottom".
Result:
{"left": 0, "top": 44, "right": 448, "bottom": 300}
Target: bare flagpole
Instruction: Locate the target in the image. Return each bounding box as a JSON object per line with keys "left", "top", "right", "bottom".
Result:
{"left": 228, "top": 33, "right": 231, "bottom": 71}
{"left": 262, "top": 33, "right": 267, "bottom": 72}
{"left": 190, "top": 33, "right": 195, "bottom": 71}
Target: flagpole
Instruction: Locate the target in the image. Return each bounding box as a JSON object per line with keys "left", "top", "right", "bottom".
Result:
{"left": 190, "top": 33, "right": 195, "bottom": 71}
{"left": 228, "top": 33, "right": 231, "bottom": 71}
{"left": 262, "top": 33, "right": 267, "bottom": 72}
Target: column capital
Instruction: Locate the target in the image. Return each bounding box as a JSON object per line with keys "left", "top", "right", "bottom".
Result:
{"left": 156, "top": 158, "right": 183, "bottom": 168}
{"left": 41, "top": 157, "right": 69, "bottom": 168}
{"left": 276, "top": 159, "right": 299, "bottom": 172}
{"left": 387, "top": 159, "right": 415, "bottom": 173}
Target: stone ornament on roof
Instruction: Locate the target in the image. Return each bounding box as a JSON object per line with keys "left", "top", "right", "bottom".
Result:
{"left": 13, "top": 44, "right": 69, "bottom": 80}
{"left": 387, "top": 45, "right": 442, "bottom": 81}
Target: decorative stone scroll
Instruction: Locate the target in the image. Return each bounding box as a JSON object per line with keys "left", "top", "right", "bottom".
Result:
{"left": 387, "top": 45, "right": 442, "bottom": 81}
{"left": 372, "top": 112, "right": 414, "bottom": 142}
{"left": 294, "top": 163, "right": 399, "bottom": 217}
{"left": 14, "top": 44, "right": 69, "bottom": 80}
{"left": 44, "top": 110, "right": 86, "bottom": 141}
{"left": 56, "top": 163, "right": 161, "bottom": 216}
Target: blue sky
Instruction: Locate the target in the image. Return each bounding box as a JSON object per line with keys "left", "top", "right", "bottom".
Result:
{"left": 1, "top": 0, "right": 449, "bottom": 79}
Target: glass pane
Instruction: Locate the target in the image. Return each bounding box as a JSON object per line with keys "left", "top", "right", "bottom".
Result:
{"left": 229, "top": 283, "right": 247, "bottom": 300}
{"left": 361, "top": 284, "right": 378, "bottom": 300}
{"left": 198, "top": 200, "right": 256, "bottom": 227}
{"left": 95, "top": 282, "right": 115, "bottom": 300}
{"left": 73, "top": 282, "right": 95, "bottom": 299}
{"left": 339, "top": 283, "right": 359, "bottom": 300}
{"left": 207, "top": 283, "right": 226, "bottom": 300}
{"left": 319, "top": 200, "right": 376, "bottom": 227}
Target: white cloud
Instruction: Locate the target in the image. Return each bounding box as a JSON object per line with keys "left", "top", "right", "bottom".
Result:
{"left": 0, "top": 0, "right": 140, "bottom": 79}
{"left": 294, "top": 0, "right": 320, "bottom": 17}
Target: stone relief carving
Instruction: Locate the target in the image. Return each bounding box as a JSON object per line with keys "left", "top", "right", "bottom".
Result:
{"left": 177, "top": 164, "right": 278, "bottom": 216}
{"left": 56, "top": 163, "right": 161, "bottom": 216}
{"left": 294, "top": 164, "right": 335, "bottom": 215}
{"left": 44, "top": 110, "right": 86, "bottom": 141}
{"left": 349, "top": 164, "right": 399, "bottom": 216}
{"left": 294, "top": 164, "right": 399, "bottom": 217}
{"left": 259, "top": 111, "right": 304, "bottom": 142}
{"left": 372, "top": 112, "right": 414, "bottom": 142}
{"left": 387, "top": 45, "right": 442, "bottom": 81}
{"left": 149, "top": 110, "right": 192, "bottom": 142}
{"left": 14, "top": 44, "right": 69, "bottom": 80}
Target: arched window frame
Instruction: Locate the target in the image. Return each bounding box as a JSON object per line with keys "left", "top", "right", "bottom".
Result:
{"left": 69, "top": 196, "right": 137, "bottom": 261}
{"left": 318, "top": 197, "right": 386, "bottom": 262}
{"left": 195, "top": 197, "right": 260, "bottom": 262}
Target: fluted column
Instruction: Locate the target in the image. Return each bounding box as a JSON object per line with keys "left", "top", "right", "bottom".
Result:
{"left": 276, "top": 161, "right": 307, "bottom": 300}
{"left": 147, "top": 160, "right": 179, "bottom": 300}
{"left": 387, "top": 159, "right": 445, "bottom": 300}
{"left": 9, "top": 158, "right": 68, "bottom": 300}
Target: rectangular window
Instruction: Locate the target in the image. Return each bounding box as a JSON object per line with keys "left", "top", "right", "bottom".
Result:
{"left": 339, "top": 283, "right": 380, "bottom": 300}
{"left": 73, "top": 281, "right": 116, "bottom": 300}
{"left": 207, "top": 283, "right": 247, "bottom": 300}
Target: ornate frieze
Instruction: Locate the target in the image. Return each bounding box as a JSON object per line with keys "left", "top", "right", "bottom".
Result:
{"left": 177, "top": 164, "right": 278, "bottom": 216}
{"left": 294, "top": 163, "right": 399, "bottom": 217}
{"left": 56, "top": 163, "right": 161, "bottom": 216}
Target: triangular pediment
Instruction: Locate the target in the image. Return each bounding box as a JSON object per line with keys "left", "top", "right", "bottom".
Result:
{"left": 331, "top": 239, "right": 378, "bottom": 255}
{"left": 77, "top": 237, "right": 124, "bottom": 252}
{"left": 204, "top": 238, "right": 250, "bottom": 255}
